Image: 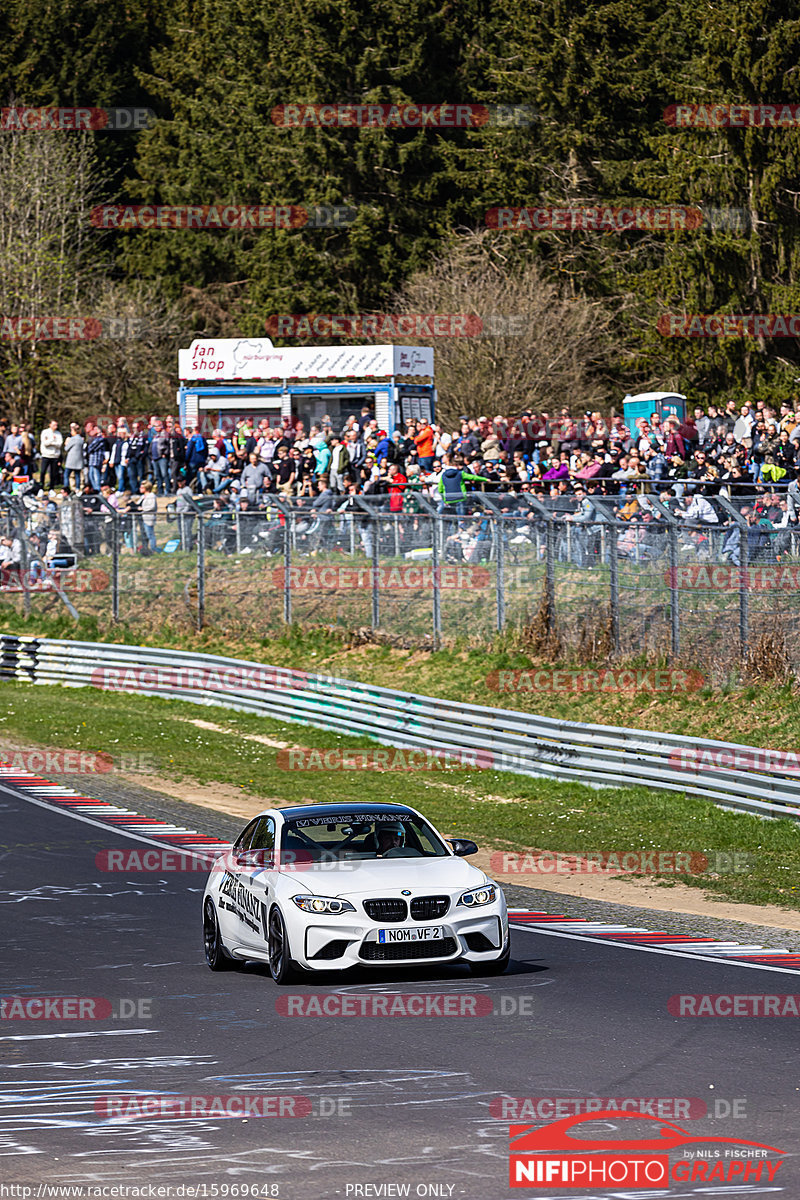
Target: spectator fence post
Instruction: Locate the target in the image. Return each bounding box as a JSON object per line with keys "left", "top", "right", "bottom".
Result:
{"left": 545, "top": 514, "right": 556, "bottom": 619}
{"left": 111, "top": 508, "right": 120, "bottom": 622}
{"left": 348, "top": 513, "right": 356, "bottom": 556}
{"left": 283, "top": 510, "right": 292, "bottom": 624}
{"left": 646, "top": 494, "right": 680, "bottom": 660}
{"left": 495, "top": 513, "right": 505, "bottom": 631}
{"left": 431, "top": 512, "right": 442, "bottom": 647}
{"left": 196, "top": 512, "right": 205, "bottom": 632}
{"left": 94, "top": 494, "right": 120, "bottom": 621}
{"left": 608, "top": 519, "right": 620, "bottom": 655}
{"left": 393, "top": 514, "right": 400, "bottom": 557}
{"left": 716, "top": 494, "right": 749, "bottom": 657}
{"left": 235, "top": 508, "right": 242, "bottom": 554}
{"left": 371, "top": 514, "right": 380, "bottom": 629}
{"left": 668, "top": 520, "right": 680, "bottom": 657}
{"left": 738, "top": 523, "right": 749, "bottom": 655}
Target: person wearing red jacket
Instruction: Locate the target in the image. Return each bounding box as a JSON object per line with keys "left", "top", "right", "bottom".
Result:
{"left": 386, "top": 463, "right": 408, "bottom": 512}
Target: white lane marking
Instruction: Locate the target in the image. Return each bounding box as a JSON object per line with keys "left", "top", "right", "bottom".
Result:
{"left": 510, "top": 923, "right": 800, "bottom": 974}
{"left": 0, "top": 1031, "right": 157, "bottom": 1042}
{"left": 0, "top": 782, "right": 217, "bottom": 853}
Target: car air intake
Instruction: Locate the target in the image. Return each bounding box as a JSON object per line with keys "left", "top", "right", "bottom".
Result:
{"left": 360, "top": 938, "right": 457, "bottom": 961}
{"left": 410, "top": 895, "right": 450, "bottom": 921}
{"left": 363, "top": 898, "right": 407, "bottom": 922}
{"left": 465, "top": 931, "right": 495, "bottom": 952}
{"left": 309, "top": 939, "right": 350, "bottom": 960}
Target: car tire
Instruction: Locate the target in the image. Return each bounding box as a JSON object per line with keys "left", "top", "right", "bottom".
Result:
{"left": 468, "top": 934, "right": 511, "bottom": 976}
{"left": 204, "top": 898, "right": 234, "bottom": 971}
{"left": 268, "top": 905, "right": 299, "bottom": 984}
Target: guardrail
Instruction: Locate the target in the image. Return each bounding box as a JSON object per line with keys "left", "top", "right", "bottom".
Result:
{"left": 1, "top": 634, "right": 798, "bottom": 823}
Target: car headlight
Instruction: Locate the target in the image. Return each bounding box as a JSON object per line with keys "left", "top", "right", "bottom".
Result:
{"left": 291, "top": 895, "right": 355, "bottom": 915}
{"left": 458, "top": 884, "right": 497, "bottom": 908}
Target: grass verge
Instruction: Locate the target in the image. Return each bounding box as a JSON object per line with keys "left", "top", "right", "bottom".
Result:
{"left": 3, "top": 679, "right": 800, "bottom": 912}
{"left": 2, "top": 605, "right": 800, "bottom": 750}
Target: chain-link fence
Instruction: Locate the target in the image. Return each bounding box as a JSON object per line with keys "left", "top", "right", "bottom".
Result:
{"left": 2, "top": 490, "right": 799, "bottom": 676}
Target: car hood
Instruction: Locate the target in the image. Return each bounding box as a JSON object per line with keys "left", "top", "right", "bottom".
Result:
{"left": 288, "top": 856, "right": 488, "bottom": 897}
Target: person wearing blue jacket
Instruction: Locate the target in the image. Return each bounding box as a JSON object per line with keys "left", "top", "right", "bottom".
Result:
{"left": 185, "top": 426, "right": 209, "bottom": 492}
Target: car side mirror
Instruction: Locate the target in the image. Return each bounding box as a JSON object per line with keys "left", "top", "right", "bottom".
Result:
{"left": 235, "top": 848, "right": 272, "bottom": 868}
{"left": 448, "top": 838, "right": 478, "bottom": 857}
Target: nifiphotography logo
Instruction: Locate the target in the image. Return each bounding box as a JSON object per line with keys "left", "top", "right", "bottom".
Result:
{"left": 508, "top": 1110, "right": 784, "bottom": 1188}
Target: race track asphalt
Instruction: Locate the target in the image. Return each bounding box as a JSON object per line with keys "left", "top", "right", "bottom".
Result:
{"left": 2, "top": 780, "right": 798, "bottom": 1198}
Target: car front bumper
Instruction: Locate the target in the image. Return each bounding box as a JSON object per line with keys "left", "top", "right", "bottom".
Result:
{"left": 291, "top": 904, "right": 508, "bottom": 971}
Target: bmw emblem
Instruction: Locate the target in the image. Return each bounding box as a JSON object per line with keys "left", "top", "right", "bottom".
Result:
{"left": 401, "top": 889, "right": 411, "bottom": 896}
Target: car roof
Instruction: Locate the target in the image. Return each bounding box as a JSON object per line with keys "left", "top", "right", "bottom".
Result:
{"left": 274, "top": 802, "right": 418, "bottom": 820}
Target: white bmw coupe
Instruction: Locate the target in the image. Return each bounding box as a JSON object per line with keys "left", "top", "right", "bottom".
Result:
{"left": 202, "top": 802, "right": 509, "bottom": 982}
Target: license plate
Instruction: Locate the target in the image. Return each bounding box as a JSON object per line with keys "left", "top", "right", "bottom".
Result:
{"left": 378, "top": 926, "right": 443, "bottom": 943}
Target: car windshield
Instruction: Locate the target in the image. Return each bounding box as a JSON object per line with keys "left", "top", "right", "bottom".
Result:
{"left": 280, "top": 811, "right": 449, "bottom": 860}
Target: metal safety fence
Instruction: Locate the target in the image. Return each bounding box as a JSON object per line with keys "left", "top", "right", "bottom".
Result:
{"left": 1, "top": 634, "right": 798, "bottom": 823}
{"left": 0, "top": 491, "right": 799, "bottom": 675}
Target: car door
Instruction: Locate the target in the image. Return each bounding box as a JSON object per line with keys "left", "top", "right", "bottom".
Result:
{"left": 233, "top": 816, "right": 276, "bottom": 951}
{"left": 216, "top": 818, "right": 261, "bottom": 947}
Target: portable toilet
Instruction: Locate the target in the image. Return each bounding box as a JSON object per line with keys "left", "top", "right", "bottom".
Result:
{"left": 623, "top": 391, "right": 687, "bottom": 430}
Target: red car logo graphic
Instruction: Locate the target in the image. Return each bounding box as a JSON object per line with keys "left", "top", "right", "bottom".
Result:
{"left": 510, "top": 1110, "right": 783, "bottom": 1154}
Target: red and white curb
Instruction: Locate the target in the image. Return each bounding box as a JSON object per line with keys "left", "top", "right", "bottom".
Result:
{"left": 4, "top": 760, "right": 798, "bottom": 971}
{"left": 508, "top": 909, "right": 800, "bottom": 971}
{"left": 0, "top": 763, "right": 231, "bottom": 860}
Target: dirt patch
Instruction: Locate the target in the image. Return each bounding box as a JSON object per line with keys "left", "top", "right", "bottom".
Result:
{"left": 472, "top": 848, "right": 800, "bottom": 932}
{"left": 4, "top": 727, "right": 799, "bottom": 932}
{"left": 115, "top": 771, "right": 296, "bottom": 822}
{"left": 180, "top": 716, "right": 292, "bottom": 750}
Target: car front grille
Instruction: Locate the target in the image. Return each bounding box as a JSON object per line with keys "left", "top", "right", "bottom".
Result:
{"left": 363, "top": 898, "right": 408, "bottom": 922}
{"left": 410, "top": 895, "right": 450, "bottom": 921}
{"left": 359, "top": 937, "right": 458, "bottom": 962}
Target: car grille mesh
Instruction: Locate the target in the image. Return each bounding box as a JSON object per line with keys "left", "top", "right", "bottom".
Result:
{"left": 360, "top": 938, "right": 457, "bottom": 961}
{"left": 410, "top": 895, "right": 450, "bottom": 920}
{"left": 363, "top": 898, "right": 407, "bottom": 922}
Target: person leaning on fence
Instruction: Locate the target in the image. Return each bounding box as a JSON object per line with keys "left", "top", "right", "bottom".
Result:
{"left": 563, "top": 485, "right": 599, "bottom": 567}
{"left": 0, "top": 534, "right": 22, "bottom": 587}
{"left": 437, "top": 460, "right": 491, "bottom": 516}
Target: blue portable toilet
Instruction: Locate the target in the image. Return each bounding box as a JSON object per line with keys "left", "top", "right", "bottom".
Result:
{"left": 623, "top": 391, "right": 686, "bottom": 431}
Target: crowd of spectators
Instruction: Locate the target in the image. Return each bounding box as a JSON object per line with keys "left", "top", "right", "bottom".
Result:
{"left": 2, "top": 398, "right": 800, "bottom": 565}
